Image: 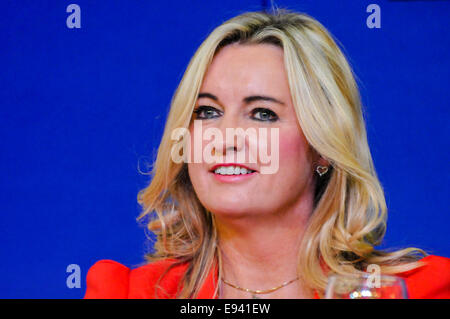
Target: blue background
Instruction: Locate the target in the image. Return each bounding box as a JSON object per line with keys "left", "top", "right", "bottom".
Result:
{"left": 0, "top": 0, "right": 448, "bottom": 298}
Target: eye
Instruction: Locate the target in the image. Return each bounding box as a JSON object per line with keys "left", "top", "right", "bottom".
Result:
{"left": 251, "top": 108, "right": 279, "bottom": 122}
{"left": 193, "top": 106, "right": 222, "bottom": 119}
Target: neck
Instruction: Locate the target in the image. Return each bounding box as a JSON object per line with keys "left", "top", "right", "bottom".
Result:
{"left": 214, "top": 191, "right": 314, "bottom": 298}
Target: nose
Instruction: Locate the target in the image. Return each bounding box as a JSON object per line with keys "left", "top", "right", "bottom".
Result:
{"left": 212, "top": 113, "right": 245, "bottom": 159}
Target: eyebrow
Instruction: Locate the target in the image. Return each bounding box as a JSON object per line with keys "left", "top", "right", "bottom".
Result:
{"left": 197, "top": 93, "right": 285, "bottom": 105}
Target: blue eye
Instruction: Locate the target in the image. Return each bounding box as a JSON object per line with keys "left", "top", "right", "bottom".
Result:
{"left": 193, "top": 106, "right": 222, "bottom": 119}
{"left": 251, "top": 108, "right": 278, "bottom": 122}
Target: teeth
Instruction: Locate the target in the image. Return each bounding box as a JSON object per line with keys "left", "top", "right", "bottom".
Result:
{"left": 214, "top": 166, "right": 253, "bottom": 175}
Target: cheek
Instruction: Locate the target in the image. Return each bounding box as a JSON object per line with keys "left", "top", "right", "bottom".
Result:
{"left": 277, "top": 127, "right": 313, "bottom": 176}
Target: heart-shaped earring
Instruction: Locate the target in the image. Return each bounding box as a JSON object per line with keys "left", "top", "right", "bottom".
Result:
{"left": 316, "top": 165, "right": 329, "bottom": 177}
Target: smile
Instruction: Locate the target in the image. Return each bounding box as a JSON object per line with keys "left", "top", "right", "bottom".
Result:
{"left": 210, "top": 163, "right": 257, "bottom": 181}
{"left": 214, "top": 165, "right": 256, "bottom": 175}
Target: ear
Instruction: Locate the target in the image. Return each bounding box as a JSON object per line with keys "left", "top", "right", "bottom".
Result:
{"left": 310, "top": 145, "right": 331, "bottom": 174}
{"left": 316, "top": 156, "right": 329, "bottom": 168}
{"left": 311, "top": 148, "right": 330, "bottom": 168}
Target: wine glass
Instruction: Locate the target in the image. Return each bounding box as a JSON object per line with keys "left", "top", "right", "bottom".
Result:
{"left": 325, "top": 273, "right": 408, "bottom": 299}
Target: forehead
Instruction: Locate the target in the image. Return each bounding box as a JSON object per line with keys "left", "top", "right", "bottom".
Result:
{"left": 200, "top": 43, "right": 291, "bottom": 99}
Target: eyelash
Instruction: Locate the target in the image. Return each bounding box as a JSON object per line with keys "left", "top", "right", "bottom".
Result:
{"left": 193, "top": 106, "right": 279, "bottom": 122}
{"left": 250, "top": 107, "right": 279, "bottom": 122}
{"left": 193, "top": 106, "right": 222, "bottom": 119}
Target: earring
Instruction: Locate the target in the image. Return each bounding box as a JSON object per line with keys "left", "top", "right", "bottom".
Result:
{"left": 316, "top": 165, "right": 329, "bottom": 177}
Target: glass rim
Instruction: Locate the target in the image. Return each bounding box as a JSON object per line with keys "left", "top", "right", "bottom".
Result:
{"left": 327, "top": 273, "right": 406, "bottom": 283}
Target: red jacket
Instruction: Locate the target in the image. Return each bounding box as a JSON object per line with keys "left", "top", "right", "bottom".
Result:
{"left": 84, "top": 255, "right": 450, "bottom": 299}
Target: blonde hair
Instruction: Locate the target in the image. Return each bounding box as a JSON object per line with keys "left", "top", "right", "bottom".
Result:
{"left": 137, "top": 9, "right": 426, "bottom": 298}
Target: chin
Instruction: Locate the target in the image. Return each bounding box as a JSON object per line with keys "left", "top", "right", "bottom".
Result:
{"left": 202, "top": 200, "right": 247, "bottom": 215}
{"left": 203, "top": 200, "right": 270, "bottom": 219}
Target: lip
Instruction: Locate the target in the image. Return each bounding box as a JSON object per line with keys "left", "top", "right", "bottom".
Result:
{"left": 209, "top": 163, "right": 258, "bottom": 183}
{"left": 210, "top": 163, "right": 257, "bottom": 173}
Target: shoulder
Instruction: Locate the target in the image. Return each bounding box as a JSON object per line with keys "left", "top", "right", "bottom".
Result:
{"left": 84, "top": 258, "right": 189, "bottom": 299}
{"left": 128, "top": 259, "right": 189, "bottom": 298}
{"left": 397, "top": 255, "right": 450, "bottom": 299}
{"left": 84, "top": 259, "right": 130, "bottom": 298}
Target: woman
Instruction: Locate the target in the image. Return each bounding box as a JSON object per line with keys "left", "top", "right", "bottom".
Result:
{"left": 84, "top": 9, "right": 450, "bottom": 299}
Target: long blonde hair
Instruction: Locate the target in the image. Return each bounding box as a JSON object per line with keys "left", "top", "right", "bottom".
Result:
{"left": 137, "top": 9, "right": 426, "bottom": 298}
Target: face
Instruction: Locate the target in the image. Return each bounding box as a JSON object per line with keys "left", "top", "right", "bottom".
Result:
{"left": 187, "top": 43, "right": 320, "bottom": 218}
